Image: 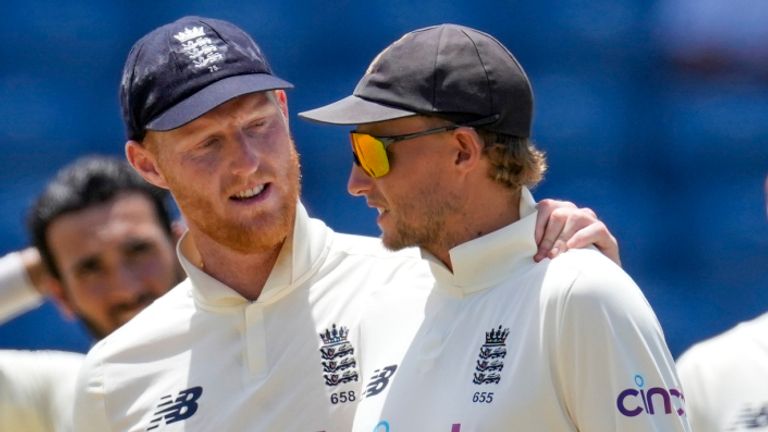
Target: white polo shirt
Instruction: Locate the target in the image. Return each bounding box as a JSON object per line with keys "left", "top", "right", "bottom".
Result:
{"left": 352, "top": 189, "right": 691, "bottom": 431}
{"left": 73, "top": 203, "right": 431, "bottom": 431}
{"left": 676, "top": 313, "right": 768, "bottom": 432}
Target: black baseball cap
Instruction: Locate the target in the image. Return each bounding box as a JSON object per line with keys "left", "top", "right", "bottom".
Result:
{"left": 299, "top": 24, "right": 533, "bottom": 137}
{"left": 121, "top": 16, "right": 293, "bottom": 141}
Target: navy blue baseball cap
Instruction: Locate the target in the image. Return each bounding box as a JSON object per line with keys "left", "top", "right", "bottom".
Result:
{"left": 299, "top": 24, "right": 533, "bottom": 137}
{"left": 121, "top": 16, "right": 293, "bottom": 141}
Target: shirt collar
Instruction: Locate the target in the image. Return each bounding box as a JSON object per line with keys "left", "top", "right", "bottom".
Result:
{"left": 177, "top": 202, "right": 332, "bottom": 307}
{"left": 423, "top": 187, "right": 539, "bottom": 296}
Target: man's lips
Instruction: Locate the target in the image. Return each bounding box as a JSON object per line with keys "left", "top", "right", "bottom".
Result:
{"left": 231, "top": 184, "right": 266, "bottom": 201}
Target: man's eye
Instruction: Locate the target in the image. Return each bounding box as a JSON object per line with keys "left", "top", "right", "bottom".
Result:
{"left": 200, "top": 138, "right": 219, "bottom": 149}
{"left": 126, "top": 241, "right": 153, "bottom": 257}
{"left": 246, "top": 120, "right": 267, "bottom": 133}
{"left": 76, "top": 260, "right": 102, "bottom": 276}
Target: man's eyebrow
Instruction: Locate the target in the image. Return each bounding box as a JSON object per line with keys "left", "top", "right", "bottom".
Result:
{"left": 122, "top": 238, "right": 153, "bottom": 251}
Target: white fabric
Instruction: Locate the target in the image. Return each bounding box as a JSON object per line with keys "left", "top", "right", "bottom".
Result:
{"left": 0, "top": 254, "right": 82, "bottom": 432}
{"left": 0, "top": 349, "right": 83, "bottom": 432}
{"left": 676, "top": 313, "right": 768, "bottom": 432}
{"left": 73, "top": 203, "right": 431, "bottom": 431}
{"left": 0, "top": 251, "right": 43, "bottom": 323}
{"left": 352, "top": 189, "right": 691, "bottom": 431}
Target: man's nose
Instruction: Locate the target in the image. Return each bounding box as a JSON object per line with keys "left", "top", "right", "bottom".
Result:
{"left": 347, "top": 163, "right": 373, "bottom": 197}
{"left": 230, "top": 134, "right": 261, "bottom": 176}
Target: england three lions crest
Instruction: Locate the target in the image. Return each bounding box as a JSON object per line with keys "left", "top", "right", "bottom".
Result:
{"left": 473, "top": 325, "right": 510, "bottom": 385}
{"left": 173, "top": 26, "right": 225, "bottom": 72}
{"left": 319, "top": 324, "right": 359, "bottom": 387}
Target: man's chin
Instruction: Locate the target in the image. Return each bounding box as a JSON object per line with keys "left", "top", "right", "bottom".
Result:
{"left": 76, "top": 316, "right": 112, "bottom": 340}
{"left": 380, "top": 232, "right": 413, "bottom": 252}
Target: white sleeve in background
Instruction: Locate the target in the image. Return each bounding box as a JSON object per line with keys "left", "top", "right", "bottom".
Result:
{"left": 550, "top": 251, "right": 691, "bottom": 431}
{"left": 0, "top": 251, "right": 43, "bottom": 324}
{"left": 676, "top": 347, "right": 719, "bottom": 432}
{"left": 676, "top": 313, "right": 768, "bottom": 432}
{"left": 0, "top": 349, "right": 84, "bottom": 432}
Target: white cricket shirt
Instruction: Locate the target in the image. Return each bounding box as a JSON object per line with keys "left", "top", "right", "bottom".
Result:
{"left": 353, "top": 189, "right": 691, "bottom": 432}
{"left": 677, "top": 312, "right": 768, "bottom": 432}
{"left": 0, "top": 349, "right": 83, "bottom": 432}
{"left": 73, "top": 203, "right": 431, "bottom": 431}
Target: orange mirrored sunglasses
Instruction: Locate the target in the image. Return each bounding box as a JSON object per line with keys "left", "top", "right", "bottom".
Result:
{"left": 348, "top": 115, "right": 501, "bottom": 178}
{"left": 349, "top": 125, "right": 459, "bottom": 178}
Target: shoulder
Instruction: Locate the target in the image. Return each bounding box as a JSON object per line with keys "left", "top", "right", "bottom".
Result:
{"left": 75, "top": 281, "right": 195, "bottom": 428}
{"left": 318, "top": 232, "right": 432, "bottom": 302}
{"left": 0, "top": 349, "right": 84, "bottom": 388}
{"left": 0, "top": 348, "right": 84, "bottom": 365}
{"left": 538, "top": 249, "right": 667, "bottom": 356}
{"left": 543, "top": 248, "right": 647, "bottom": 310}
{"left": 0, "top": 349, "right": 83, "bottom": 384}
{"left": 330, "top": 231, "right": 420, "bottom": 260}
{"left": 327, "top": 231, "right": 427, "bottom": 276}
{"left": 677, "top": 312, "right": 768, "bottom": 375}
{"left": 83, "top": 280, "right": 194, "bottom": 366}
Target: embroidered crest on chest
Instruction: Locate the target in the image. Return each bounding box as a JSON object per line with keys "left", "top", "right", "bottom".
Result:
{"left": 318, "top": 324, "right": 360, "bottom": 386}
{"left": 473, "top": 325, "right": 510, "bottom": 385}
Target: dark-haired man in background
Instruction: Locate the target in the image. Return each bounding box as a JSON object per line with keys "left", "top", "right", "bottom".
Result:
{"left": 0, "top": 156, "right": 183, "bottom": 432}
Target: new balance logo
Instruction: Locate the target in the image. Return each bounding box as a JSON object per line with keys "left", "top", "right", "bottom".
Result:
{"left": 147, "top": 386, "right": 203, "bottom": 430}
{"left": 728, "top": 402, "right": 768, "bottom": 430}
{"left": 365, "top": 365, "right": 397, "bottom": 398}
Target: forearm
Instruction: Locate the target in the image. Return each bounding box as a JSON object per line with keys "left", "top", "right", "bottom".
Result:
{"left": 0, "top": 251, "right": 44, "bottom": 323}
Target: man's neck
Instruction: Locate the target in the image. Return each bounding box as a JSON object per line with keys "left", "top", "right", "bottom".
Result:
{"left": 186, "top": 230, "right": 286, "bottom": 301}
{"left": 428, "top": 188, "right": 522, "bottom": 271}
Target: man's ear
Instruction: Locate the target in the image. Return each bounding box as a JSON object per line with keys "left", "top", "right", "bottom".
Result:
{"left": 125, "top": 140, "right": 168, "bottom": 189}
{"left": 452, "top": 128, "right": 485, "bottom": 172}
{"left": 274, "top": 89, "right": 289, "bottom": 126}
{"left": 171, "top": 219, "right": 188, "bottom": 241}
{"left": 46, "top": 278, "right": 77, "bottom": 321}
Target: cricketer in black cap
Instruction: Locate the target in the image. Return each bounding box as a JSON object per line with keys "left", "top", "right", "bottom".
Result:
{"left": 299, "top": 23, "right": 533, "bottom": 137}
{"left": 299, "top": 24, "right": 689, "bottom": 431}
{"left": 300, "top": 23, "right": 548, "bottom": 253}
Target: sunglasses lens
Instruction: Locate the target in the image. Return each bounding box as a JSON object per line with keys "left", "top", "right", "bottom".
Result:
{"left": 350, "top": 133, "right": 389, "bottom": 178}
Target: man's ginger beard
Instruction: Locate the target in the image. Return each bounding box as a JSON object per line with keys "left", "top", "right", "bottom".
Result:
{"left": 161, "top": 143, "right": 302, "bottom": 255}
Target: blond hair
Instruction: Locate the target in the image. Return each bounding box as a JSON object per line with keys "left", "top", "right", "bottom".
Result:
{"left": 477, "top": 130, "right": 547, "bottom": 190}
